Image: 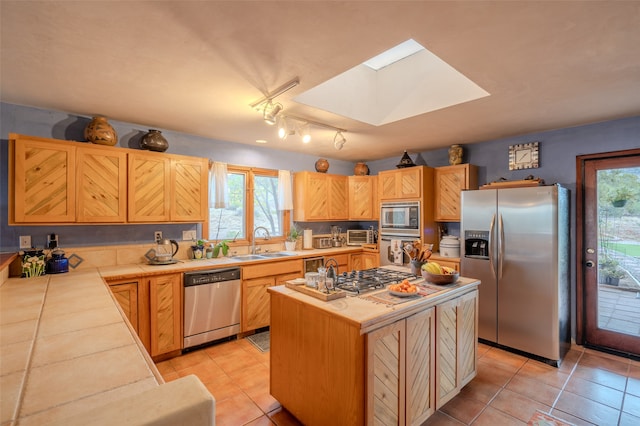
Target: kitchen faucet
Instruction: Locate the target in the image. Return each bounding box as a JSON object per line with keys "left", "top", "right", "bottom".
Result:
{"left": 252, "top": 226, "right": 271, "bottom": 254}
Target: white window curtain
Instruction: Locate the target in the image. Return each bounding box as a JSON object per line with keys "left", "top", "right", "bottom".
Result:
{"left": 209, "top": 161, "right": 228, "bottom": 209}
{"left": 277, "top": 170, "right": 293, "bottom": 211}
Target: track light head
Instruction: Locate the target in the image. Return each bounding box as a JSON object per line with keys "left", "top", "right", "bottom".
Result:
{"left": 300, "top": 123, "right": 311, "bottom": 143}
{"left": 263, "top": 101, "right": 282, "bottom": 125}
{"left": 333, "top": 131, "right": 346, "bottom": 150}
{"left": 277, "top": 116, "right": 295, "bottom": 140}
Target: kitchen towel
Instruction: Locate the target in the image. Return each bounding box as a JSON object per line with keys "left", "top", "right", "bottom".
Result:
{"left": 391, "top": 239, "right": 403, "bottom": 264}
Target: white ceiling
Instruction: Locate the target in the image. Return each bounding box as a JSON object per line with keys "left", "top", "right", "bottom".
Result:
{"left": 1, "top": 1, "right": 640, "bottom": 162}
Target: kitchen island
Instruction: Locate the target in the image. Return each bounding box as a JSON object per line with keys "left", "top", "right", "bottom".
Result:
{"left": 268, "top": 272, "right": 480, "bottom": 426}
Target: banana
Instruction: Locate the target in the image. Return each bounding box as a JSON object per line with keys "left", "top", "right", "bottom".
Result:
{"left": 424, "top": 262, "right": 442, "bottom": 274}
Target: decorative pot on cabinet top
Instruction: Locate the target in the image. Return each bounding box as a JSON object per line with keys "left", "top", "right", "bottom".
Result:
{"left": 354, "top": 162, "right": 369, "bottom": 176}
{"left": 140, "top": 129, "right": 169, "bottom": 152}
{"left": 85, "top": 116, "right": 118, "bottom": 146}
{"left": 315, "top": 158, "right": 329, "bottom": 173}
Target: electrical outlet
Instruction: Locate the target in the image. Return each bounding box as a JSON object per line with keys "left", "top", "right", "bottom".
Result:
{"left": 154, "top": 231, "right": 162, "bottom": 242}
{"left": 19, "top": 235, "right": 31, "bottom": 249}
{"left": 182, "top": 230, "right": 197, "bottom": 241}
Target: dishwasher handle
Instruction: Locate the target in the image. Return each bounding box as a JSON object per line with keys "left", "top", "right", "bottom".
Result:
{"left": 184, "top": 267, "right": 241, "bottom": 287}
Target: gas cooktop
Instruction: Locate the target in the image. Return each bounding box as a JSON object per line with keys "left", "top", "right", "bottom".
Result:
{"left": 334, "top": 267, "right": 418, "bottom": 295}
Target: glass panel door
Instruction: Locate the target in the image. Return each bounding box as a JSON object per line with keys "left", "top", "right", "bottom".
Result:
{"left": 583, "top": 155, "right": 640, "bottom": 355}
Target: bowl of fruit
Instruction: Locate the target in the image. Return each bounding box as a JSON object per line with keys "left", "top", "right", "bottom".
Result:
{"left": 421, "top": 262, "right": 459, "bottom": 285}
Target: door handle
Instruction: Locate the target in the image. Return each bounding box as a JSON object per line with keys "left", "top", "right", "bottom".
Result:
{"left": 585, "top": 260, "right": 594, "bottom": 268}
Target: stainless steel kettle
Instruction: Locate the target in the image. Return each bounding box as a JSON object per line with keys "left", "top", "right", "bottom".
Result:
{"left": 154, "top": 239, "right": 179, "bottom": 262}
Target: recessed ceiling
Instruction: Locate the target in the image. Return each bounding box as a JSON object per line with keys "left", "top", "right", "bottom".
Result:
{"left": 294, "top": 39, "right": 490, "bottom": 126}
{"left": 1, "top": 1, "right": 639, "bottom": 162}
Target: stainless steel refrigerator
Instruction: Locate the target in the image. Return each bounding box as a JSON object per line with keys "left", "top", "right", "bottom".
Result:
{"left": 461, "top": 185, "right": 570, "bottom": 365}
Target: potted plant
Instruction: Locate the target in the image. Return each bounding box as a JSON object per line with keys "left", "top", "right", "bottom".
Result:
{"left": 285, "top": 226, "right": 299, "bottom": 251}
{"left": 212, "top": 240, "right": 230, "bottom": 258}
{"left": 603, "top": 265, "right": 625, "bottom": 286}
{"left": 609, "top": 188, "right": 633, "bottom": 207}
{"left": 191, "top": 239, "right": 206, "bottom": 259}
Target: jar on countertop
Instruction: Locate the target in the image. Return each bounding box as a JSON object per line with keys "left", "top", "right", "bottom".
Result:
{"left": 439, "top": 236, "right": 460, "bottom": 258}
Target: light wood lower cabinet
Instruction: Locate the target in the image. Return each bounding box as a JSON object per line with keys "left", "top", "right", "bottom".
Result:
{"left": 242, "top": 260, "right": 302, "bottom": 332}
{"left": 106, "top": 272, "right": 182, "bottom": 359}
{"left": 435, "top": 290, "right": 478, "bottom": 408}
{"left": 367, "top": 307, "right": 436, "bottom": 426}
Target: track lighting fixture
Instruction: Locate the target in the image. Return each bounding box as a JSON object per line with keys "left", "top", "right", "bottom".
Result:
{"left": 263, "top": 101, "right": 282, "bottom": 125}
{"left": 333, "top": 131, "right": 346, "bottom": 150}
{"left": 277, "top": 116, "right": 295, "bottom": 140}
{"left": 300, "top": 123, "right": 311, "bottom": 143}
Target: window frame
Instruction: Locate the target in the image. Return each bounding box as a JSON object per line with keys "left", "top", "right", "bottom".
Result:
{"left": 203, "top": 165, "right": 291, "bottom": 248}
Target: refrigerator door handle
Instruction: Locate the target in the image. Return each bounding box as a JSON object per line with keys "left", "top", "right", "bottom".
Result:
{"left": 489, "top": 213, "right": 497, "bottom": 279}
{"left": 498, "top": 213, "right": 504, "bottom": 279}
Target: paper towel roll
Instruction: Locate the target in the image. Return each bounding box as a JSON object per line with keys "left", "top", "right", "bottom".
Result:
{"left": 303, "top": 229, "right": 313, "bottom": 249}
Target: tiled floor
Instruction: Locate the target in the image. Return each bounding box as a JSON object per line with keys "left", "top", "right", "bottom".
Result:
{"left": 156, "top": 338, "right": 640, "bottom": 425}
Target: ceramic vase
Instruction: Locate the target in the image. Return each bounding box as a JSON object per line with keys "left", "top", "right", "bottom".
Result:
{"left": 354, "top": 162, "right": 369, "bottom": 176}
{"left": 315, "top": 158, "right": 329, "bottom": 173}
{"left": 140, "top": 129, "right": 169, "bottom": 152}
{"left": 448, "top": 144, "right": 463, "bottom": 165}
{"left": 84, "top": 116, "right": 118, "bottom": 146}
{"left": 410, "top": 259, "right": 424, "bottom": 276}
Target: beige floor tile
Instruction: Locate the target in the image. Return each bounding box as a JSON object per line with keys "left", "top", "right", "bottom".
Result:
{"left": 573, "top": 364, "right": 627, "bottom": 391}
{"left": 564, "top": 375, "right": 624, "bottom": 409}
{"left": 516, "top": 360, "right": 570, "bottom": 389}
{"left": 505, "top": 375, "right": 562, "bottom": 406}
{"left": 554, "top": 390, "right": 621, "bottom": 425}
{"left": 0, "top": 339, "right": 32, "bottom": 375}
{"left": 31, "top": 322, "right": 136, "bottom": 367}
{"left": 471, "top": 406, "right": 525, "bottom": 425}
{"left": 19, "top": 344, "right": 153, "bottom": 416}
{"left": 214, "top": 391, "right": 263, "bottom": 426}
{"left": 37, "top": 305, "right": 123, "bottom": 338}
{"left": 489, "top": 388, "right": 551, "bottom": 423}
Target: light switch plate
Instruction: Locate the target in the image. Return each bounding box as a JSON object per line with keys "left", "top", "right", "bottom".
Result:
{"left": 182, "top": 230, "right": 197, "bottom": 241}
{"left": 19, "top": 235, "right": 31, "bottom": 249}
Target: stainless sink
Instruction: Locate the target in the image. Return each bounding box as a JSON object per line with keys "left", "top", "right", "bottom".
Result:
{"left": 231, "top": 254, "right": 267, "bottom": 261}
{"left": 259, "top": 252, "right": 295, "bottom": 258}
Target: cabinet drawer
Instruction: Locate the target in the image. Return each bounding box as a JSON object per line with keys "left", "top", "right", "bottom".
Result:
{"left": 242, "top": 259, "right": 302, "bottom": 279}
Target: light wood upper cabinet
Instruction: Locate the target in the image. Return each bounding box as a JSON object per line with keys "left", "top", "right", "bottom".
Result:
{"left": 11, "top": 136, "right": 76, "bottom": 223}
{"left": 170, "top": 156, "right": 209, "bottom": 222}
{"left": 293, "top": 171, "right": 348, "bottom": 221}
{"left": 348, "top": 175, "right": 378, "bottom": 220}
{"left": 434, "top": 164, "right": 478, "bottom": 222}
{"left": 128, "top": 151, "right": 172, "bottom": 222}
{"left": 77, "top": 145, "right": 127, "bottom": 222}
{"left": 378, "top": 166, "right": 425, "bottom": 200}
{"left": 128, "top": 151, "right": 208, "bottom": 223}
{"left": 10, "top": 134, "right": 208, "bottom": 224}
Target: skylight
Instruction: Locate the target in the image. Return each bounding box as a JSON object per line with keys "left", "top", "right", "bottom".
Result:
{"left": 294, "top": 39, "right": 490, "bottom": 126}
{"left": 363, "top": 39, "right": 425, "bottom": 71}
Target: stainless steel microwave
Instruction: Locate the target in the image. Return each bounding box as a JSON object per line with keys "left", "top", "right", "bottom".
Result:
{"left": 346, "top": 229, "right": 374, "bottom": 246}
{"left": 380, "top": 201, "right": 420, "bottom": 236}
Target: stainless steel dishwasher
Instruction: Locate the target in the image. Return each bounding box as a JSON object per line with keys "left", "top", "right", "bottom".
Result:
{"left": 183, "top": 267, "right": 241, "bottom": 349}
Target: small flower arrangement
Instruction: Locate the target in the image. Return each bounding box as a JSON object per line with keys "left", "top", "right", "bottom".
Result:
{"left": 21, "top": 249, "right": 46, "bottom": 278}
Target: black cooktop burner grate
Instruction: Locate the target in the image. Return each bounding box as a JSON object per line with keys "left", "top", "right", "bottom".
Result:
{"left": 334, "top": 267, "right": 417, "bottom": 294}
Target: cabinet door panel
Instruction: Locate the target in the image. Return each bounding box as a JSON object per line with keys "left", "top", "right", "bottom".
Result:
{"left": 109, "top": 281, "right": 139, "bottom": 332}
{"left": 458, "top": 291, "right": 478, "bottom": 387}
{"left": 171, "top": 157, "right": 208, "bottom": 221}
{"left": 436, "top": 299, "right": 458, "bottom": 407}
{"left": 367, "top": 320, "right": 405, "bottom": 426}
{"left": 399, "top": 168, "right": 422, "bottom": 198}
{"left": 349, "top": 176, "right": 377, "bottom": 220}
{"left": 243, "top": 277, "right": 275, "bottom": 331}
{"left": 77, "top": 147, "right": 127, "bottom": 222}
{"left": 149, "top": 273, "right": 182, "bottom": 356}
{"left": 329, "top": 175, "right": 348, "bottom": 220}
{"left": 128, "top": 153, "right": 171, "bottom": 222}
{"left": 407, "top": 308, "right": 435, "bottom": 425}
{"left": 14, "top": 139, "right": 76, "bottom": 222}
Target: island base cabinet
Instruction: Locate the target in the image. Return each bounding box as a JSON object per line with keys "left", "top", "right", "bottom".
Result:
{"left": 270, "top": 293, "right": 366, "bottom": 426}
{"left": 436, "top": 290, "right": 478, "bottom": 408}
{"left": 366, "top": 308, "right": 435, "bottom": 426}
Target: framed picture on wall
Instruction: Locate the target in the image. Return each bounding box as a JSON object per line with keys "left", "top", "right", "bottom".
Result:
{"left": 509, "top": 142, "right": 539, "bottom": 170}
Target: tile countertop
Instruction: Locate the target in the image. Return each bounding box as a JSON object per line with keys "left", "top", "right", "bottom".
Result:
{"left": 0, "top": 270, "right": 214, "bottom": 425}
{"left": 269, "top": 266, "right": 480, "bottom": 334}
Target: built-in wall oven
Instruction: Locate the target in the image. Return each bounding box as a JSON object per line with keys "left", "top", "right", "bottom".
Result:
{"left": 380, "top": 201, "right": 420, "bottom": 235}
{"left": 380, "top": 201, "right": 421, "bottom": 266}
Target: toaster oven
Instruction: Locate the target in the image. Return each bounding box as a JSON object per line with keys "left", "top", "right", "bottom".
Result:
{"left": 346, "top": 229, "right": 375, "bottom": 246}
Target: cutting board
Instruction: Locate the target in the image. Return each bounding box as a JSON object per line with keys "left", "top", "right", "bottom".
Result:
{"left": 285, "top": 282, "right": 346, "bottom": 301}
